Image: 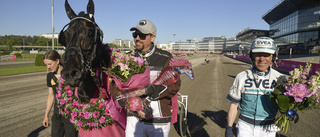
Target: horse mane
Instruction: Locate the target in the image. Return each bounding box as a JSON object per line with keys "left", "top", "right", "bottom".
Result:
{"left": 78, "top": 11, "right": 85, "bottom": 16}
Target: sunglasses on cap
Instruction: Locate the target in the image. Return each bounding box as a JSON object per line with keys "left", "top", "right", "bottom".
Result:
{"left": 132, "top": 32, "right": 149, "bottom": 40}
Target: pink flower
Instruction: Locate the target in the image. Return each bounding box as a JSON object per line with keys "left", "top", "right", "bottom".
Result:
{"left": 109, "top": 47, "right": 113, "bottom": 51}
{"left": 56, "top": 91, "right": 62, "bottom": 99}
{"left": 64, "top": 86, "right": 71, "bottom": 92}
{"left": 64, "top": 107, "right": 70, "bottom": 114}
{"left": 99, "top": 116, "right": 106, "bottom": 123}
{"left": 104, "top": 109, "right": 110, "bottom": 116}
{"left": 130, "top": 96, "right": 143, "bottom": 111}
{"left": 72, "top": 100, "right": 79, "bottom": 108}
{"left": 98, "top": 103, "right": 105, "bottom": 109}
{"left": 71, "top": 111, "right": 78, "bottom": 118}
{"left": 117, "top": 62, "right": 124, "bottom": 69}
{"left": 137, "top": 57, "right": 145, "bottom": 66}
{"left": 59, "top": 77, "right": 65, "bottom": 84}
{"left": 93, "top": 111, "right": 99, "bottom": 118}
{"left": 83, "top": 104, "right": 89, "bottom": 109}
{"left": 67, "top": 97, "right": 72, "bottom": 103}
{"left": 125, "top": 56, "right": 130, "bottom": 62}
{"left": 58, "top": 84, "right": 63, "bottom": 90}
{"left": 60, "top": 99, "right": 65, "bottom": 105}
{"left": 86, "top": 122, "right": 92, "bottom": 126}
{"left": 84, "top": 112, "right": 91, "bottom": 119}
{"left": 77, "top": 120, "right": 83, "bottom": 126}
{"left": 70, "top": 117, "right": 76, "bottom": 123}
{"left": 284, "top": 83, "right": 313, "bottom": 102}
{"left": 91, "top": 122, "right": 98, "bottom": 127}
{"left": 67, "top": 90, "right": 73, "bottom": 97}
{"left": 79, "top": 112, "right": 84, "bottom": 118}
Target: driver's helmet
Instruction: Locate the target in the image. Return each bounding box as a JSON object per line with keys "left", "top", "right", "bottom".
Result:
{"left": 249, "top": 37, "right": 277, "bottom": 55}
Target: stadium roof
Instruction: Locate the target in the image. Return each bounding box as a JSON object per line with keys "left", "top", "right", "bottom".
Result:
{"left": 262, "top": 0, "right": 320, "bottom": 25}
{"left": 236, "top": 29, "right": 269, "bottom": 40}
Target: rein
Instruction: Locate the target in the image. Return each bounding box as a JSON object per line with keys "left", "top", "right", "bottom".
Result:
{"left": 60, "top": 16, "right": 104, "bottom": 86}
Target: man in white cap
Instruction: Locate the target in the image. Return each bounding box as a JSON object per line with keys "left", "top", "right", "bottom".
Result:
{"left": 125, "top": 19, "right": 181, "bottom": 137}
{"left": 225, "top": 37, "right": 286, "bottom": 137}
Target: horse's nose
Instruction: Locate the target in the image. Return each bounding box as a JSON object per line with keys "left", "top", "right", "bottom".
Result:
{"left": 61, "top": 69, "right": 82, "bottom": 86}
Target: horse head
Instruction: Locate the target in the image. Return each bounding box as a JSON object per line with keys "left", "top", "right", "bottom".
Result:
{"left": 59, "top": 0, "right": 109, "bottom": 102}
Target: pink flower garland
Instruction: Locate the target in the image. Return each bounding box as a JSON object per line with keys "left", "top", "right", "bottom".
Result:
{"left": 56, "top": 77, "right": 114, "bottom": 130}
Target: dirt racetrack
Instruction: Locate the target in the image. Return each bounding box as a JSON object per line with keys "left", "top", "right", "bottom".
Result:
{"left": 0, "top": 54, "right": 319, "bottom": 137}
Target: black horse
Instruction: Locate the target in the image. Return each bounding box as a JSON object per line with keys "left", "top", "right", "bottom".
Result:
{"left": 59, "top": 0, "right": 110, "bottom": 102}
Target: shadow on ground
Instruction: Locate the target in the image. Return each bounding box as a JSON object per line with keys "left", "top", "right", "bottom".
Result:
{"left": 27, "top": 126, "right": 47, "bottom": 137}
{"left": 222, "top": 62, "right": 248, "bottom": 66}
{"left": 173, "top": 111, "right": 209, "bottom": 137}
{"left": 202, "top": 110, "right": 237, "bottom": 136}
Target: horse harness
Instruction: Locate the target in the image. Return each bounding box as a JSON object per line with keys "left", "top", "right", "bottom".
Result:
{"left": 59, "top": 16, "right": 104, "bottom": 86}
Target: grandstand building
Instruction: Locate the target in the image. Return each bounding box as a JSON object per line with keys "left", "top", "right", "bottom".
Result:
{"left": 235, "top": 28, "right": 270, "bottom": 55}
{"left": 172, "top": 36, "right": 241, "bottom": 54}
{"left": 262, "top": 0, "right": 320, "bottom": 54}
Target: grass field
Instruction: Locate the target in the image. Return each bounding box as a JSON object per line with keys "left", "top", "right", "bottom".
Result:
{"left": 0, "top": 53, "right": 48, "bottom": 76}
{"left": 0, "top": 65, "right": 47, "bottom": 76}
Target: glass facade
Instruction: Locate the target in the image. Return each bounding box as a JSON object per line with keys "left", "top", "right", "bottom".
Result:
{"left": 270, "top": 6, "right": 320, "bottom": 47}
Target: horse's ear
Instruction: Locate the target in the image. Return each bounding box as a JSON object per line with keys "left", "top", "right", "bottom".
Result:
{"left": 65, "top": 0, "right": 76, "bottom": 19}
{"left": 87, "top": 0, "right": 94, "bottom": 19}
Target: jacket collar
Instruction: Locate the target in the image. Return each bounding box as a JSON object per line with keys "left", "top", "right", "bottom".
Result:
{"left": 137, "top": 43, "right": 155, "bottom": 58}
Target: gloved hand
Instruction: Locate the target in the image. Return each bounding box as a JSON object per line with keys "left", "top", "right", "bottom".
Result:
{"left": 225, "top": 125, "right": 234, "bottom": 137}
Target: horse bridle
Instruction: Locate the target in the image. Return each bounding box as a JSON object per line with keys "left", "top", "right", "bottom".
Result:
{"left": 59, "top": 16, "right": 103, "bottom": 76}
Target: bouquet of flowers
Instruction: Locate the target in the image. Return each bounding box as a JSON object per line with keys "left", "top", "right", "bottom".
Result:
{"left": 104, "top": 49, "right": 148, "bottom": 82}
{"left": 270, "top": 61, "right": 320, "bottom": 133}
{"left": 103, "top": 49, "right": 150, "bottom": 112}
{"left": 56, "top": 77, "right": 114, "bottom": 130}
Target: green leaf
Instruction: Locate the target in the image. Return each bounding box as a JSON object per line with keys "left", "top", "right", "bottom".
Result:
{"left": 277, "top": 95, "right": 290, "bottom": 111}
{"left": 273, "top": 88, "right": 282, "bottom": 95}
{"left": 270, "top": 93, "right": 279, "bottom": 109}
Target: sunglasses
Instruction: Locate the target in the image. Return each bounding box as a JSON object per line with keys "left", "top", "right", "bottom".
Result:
{"left": 132, "top": 32, "right": 149, "bottom": 40}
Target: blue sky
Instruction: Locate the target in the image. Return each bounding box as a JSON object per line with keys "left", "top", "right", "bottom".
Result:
{"left": 0, "top": 0, "right": 281, "bottom": 44}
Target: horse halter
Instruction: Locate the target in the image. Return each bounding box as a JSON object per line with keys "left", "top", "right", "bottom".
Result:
{"left": 59, "top": 16, "right": 103, "bottom": 76}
